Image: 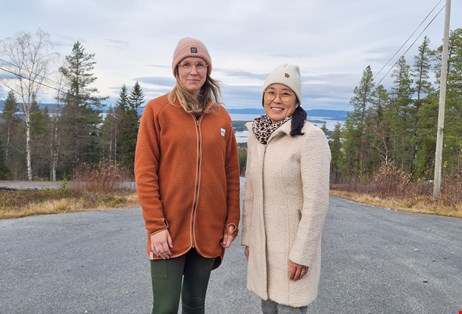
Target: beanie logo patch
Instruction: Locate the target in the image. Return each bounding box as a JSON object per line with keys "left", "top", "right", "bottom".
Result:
{"left": 191, "top": 47, "right": 198, "bottom": 53}
{"left": 285, "top": 73, "right": 290, "bottom": 78}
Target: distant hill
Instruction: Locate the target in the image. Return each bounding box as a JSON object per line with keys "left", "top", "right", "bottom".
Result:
{"left": 227, "top": 108, "right": 350, "bottom": 120}
{"left": 306, "top": 109, "right": 350, "bottom": 120}
{"left": 0, "top": 100, "right": 350, "bottom": 121}
{"left": 0, "top": 101, "right": 61, "bottom": 113}
{"left": 227, "top": 108, "right": 264, "bottom": 114}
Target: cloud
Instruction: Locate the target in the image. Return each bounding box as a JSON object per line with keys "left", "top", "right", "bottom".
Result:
{"left": 1, "top": 0, "right": 461, "bottom": 111}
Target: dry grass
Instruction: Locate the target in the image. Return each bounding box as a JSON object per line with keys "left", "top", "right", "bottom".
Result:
{"left": 0, "top": 189, "right": 139, "bottom": 219}
{"left": 330, "top": 190, "right": 462, "bottom": 218}
{"left": 330, "top": 161, "right": 462, "bottom": 219}
{"left": 0, "top": 162, "right": 140, "bottom": 219}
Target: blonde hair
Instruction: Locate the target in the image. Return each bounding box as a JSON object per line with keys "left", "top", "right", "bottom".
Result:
{"left": 168, "top": 73, "right": 222, "bottom": 114}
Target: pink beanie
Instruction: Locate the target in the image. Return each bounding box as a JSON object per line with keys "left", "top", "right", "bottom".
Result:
{"left": 172, "top": 37, "right": 212, "bottom": 75}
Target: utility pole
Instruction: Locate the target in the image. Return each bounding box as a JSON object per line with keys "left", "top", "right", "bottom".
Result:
{"left": 433, "top": 0, "right": 451, "bottom": 199}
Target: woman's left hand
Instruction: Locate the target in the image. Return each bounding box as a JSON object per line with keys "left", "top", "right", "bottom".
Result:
{"left": 288, "top": 261, "right": 309, "bottom": 281}
{"left": 221, "top": 225, "right": 236, "bottom": 248}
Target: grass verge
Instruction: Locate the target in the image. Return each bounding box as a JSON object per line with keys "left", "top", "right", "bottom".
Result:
{"left": 330, "top": 190, "right": 462, "bottom": 218}
{"left": 2, "top": 188, "right": 460, "bottom": 220}
{"left": 0, "top": 189, "right": 139, "bottom": 219}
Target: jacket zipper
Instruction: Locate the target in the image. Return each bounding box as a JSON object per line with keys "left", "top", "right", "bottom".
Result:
{"left": 191, "top": 115, "right": 203, "bottom": 248}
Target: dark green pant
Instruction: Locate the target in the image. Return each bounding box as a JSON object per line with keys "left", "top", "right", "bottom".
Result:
{"left": 150, "top": 249, "right": 215, "bottom": 314}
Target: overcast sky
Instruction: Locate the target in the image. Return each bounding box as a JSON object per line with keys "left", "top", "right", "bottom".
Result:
{"left": 0, "top": 0, "right": 461, "bottom": 111}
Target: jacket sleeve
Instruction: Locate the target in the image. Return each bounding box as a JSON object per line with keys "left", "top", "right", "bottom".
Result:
{"left": 223, "top": 114, "right": 241, "bottom": 237}
{"left": 134, "top": 101, "right": 168, "bottom": 235}
{"left": 289, "top": 127, "right": 331, "bottom": 266}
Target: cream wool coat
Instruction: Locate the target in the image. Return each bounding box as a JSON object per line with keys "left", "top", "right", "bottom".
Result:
{"left": 241, "top": 119, "right": 331, "bottom": 307}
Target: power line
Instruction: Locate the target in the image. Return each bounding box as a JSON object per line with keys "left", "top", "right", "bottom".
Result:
{"left": 0, "top": 65, "right": 61, "bottom": 92}
{"left": 374, "top": 3, "right": 445, "bottom": 86}
{"left": 0, "top": 56, "right": 67, "bottom": 96}
{"left": 372, "top": 0, "right": 444, "bottom": 83}
{"left": 325, "top": 1, "right": 446, "bottom": 125}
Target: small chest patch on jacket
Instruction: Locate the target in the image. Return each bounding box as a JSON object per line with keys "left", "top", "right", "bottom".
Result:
{"left": 220, "top": 128, "right": 226, "bottom": 137}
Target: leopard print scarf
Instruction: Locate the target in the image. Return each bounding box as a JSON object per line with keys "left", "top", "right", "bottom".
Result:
{"left": 252, "top": 114, "right": 292, "bottom": 145}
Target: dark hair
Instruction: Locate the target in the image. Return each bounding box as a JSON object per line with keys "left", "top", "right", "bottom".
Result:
{"left": 290, "top": 106, "right": 307, "bottom": 137}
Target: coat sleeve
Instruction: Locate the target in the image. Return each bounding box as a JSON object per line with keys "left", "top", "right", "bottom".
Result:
{"left": 134, "top": 101, "right": 168, "bottom": 235}
{"left": 289, "top": 127, "right": 331, "bottom": 266}
{"left": 241, "top": 132, "right": 255, "bottom": 247}
{"left": 223, "top": 113, "right": 241, "bottom": 237}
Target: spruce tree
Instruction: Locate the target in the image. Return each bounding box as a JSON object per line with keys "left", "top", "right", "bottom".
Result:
{"left": 329, "top": 123, "right": 343, "bottom": 183}
{"left": 118, "top": 82, "right": 144, "bottom": 175}
{"left": 113, "top": 85, "right": 130, "bottom": 163}
{"left": 101, "top": 107, "right": 119, "bottom": 162}
{"left": 0, "top": 91, "right": 18, "bottom": 172}
{"left": 30, "top": 100, "right": 51, "bottom": 179}
{"left": 0, "top": 138, "right": 9, "bottom": 179}
{"left": 129, "top": 81, "right": 145, "bottom": 111}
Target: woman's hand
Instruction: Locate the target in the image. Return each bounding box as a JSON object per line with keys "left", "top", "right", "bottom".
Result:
{"left": 288, "top": 261, "right": 309, "bottom": 281}
{"left": 221, "top": 225, "right": 236, "bottom": 248}
{"left": 244, "top": 246, "right": 249, "bottom": 260}
{"left": 150, "top": 229, "right": 173, "bottom": 260}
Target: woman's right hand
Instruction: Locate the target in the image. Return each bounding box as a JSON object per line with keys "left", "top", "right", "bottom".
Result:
{"left": 151, "top": 230, "right": 173, "bottom": 260}
{"left": 244, "top": 246, "right": 249, "bottom": 260}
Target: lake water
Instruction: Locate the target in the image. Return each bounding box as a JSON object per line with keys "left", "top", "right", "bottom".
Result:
{"left": 231, "top": 113, "right": 344, "bottom": 143}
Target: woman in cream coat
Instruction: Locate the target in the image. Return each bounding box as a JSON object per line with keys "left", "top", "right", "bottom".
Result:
{"left": 242, "top": 64, "right": 331, "bottom": 314}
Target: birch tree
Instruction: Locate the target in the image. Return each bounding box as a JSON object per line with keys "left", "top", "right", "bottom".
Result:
{"left": 0, "top": 29, "right": 57, "bottom": 180}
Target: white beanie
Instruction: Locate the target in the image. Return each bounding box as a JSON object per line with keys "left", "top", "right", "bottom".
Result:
{"left": 263, "top": 64, "right": 302, "bottom": 103}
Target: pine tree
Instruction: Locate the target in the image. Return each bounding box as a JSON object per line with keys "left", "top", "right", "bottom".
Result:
{"left": 342, "top": 65, "right": 375, "bottom": 178}
{"left": 413, "top": 36, "right": 433, "bottom": 102}
{"left": 385, "top": 56, "right": 414, "bottom": 173}
{"left": 442, "top": 28, "right": 462, "bottom": 177}
{"left": 411, "top": 36, "right": 434, "bottom": 176}
{"left": 58, "top": 41, "right": 106, "bottom": 175}
{"left": 368, "top": 84, "right": 390, "bottom": 168}
{"left": 413, "top": 95, "right": 438, "bottom": 179}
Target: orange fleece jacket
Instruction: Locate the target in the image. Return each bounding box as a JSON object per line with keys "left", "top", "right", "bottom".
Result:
{"left": 135, "top": 93, "right": 240, "bottom": 268}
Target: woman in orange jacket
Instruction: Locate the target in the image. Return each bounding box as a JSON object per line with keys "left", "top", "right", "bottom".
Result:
{"left": 135, "top": 37, "right": 240, "bottom": 313}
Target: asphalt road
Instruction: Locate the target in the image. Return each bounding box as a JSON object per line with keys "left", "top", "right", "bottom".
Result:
{"left": 1, "top": 192, "right": 461, "bottom": 313}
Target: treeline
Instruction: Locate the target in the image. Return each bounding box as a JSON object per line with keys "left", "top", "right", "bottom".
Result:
{"left": 0, "top": 30, "right": 143, "bottom": 180}
{"left": 1, "top": 28, "right": 461, "bottom": 188}
{"left": 330, "top": 29, "right": 462, "bottom": 190}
